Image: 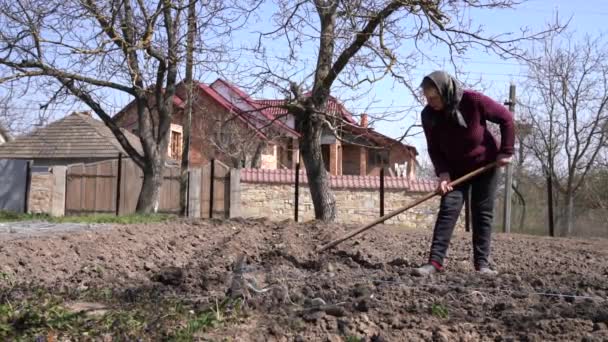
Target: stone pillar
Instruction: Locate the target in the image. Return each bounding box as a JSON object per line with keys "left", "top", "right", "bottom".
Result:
{"left": 50, "top": 166, "right": 66, "bottom": 217}
{"left": 229, "top": 168, "right": 241, "bottom": 218}
{"left": 188, "top": 168, "right": 201, "bottom": 218}
{"left": 359, "top": 147, "right": 367, "bottom": 176}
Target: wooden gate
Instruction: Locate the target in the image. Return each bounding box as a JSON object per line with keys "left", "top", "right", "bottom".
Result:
{"left": 65, "top": 158, "right": 181, "bottom": 215}
{"left": 201, "top": 159, "right": 231, "bottom": 218}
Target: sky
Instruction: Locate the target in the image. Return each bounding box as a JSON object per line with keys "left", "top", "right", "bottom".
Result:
{"left": 3, "top": 0, "right": 608, "bottom": 161}
{"left": 225, "top": 0, "right": 608, "bottom": 160}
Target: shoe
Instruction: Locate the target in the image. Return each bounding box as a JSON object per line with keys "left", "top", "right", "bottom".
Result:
{"left": 412, "top": 262, "right": 441, "bottom": 277}
{"left": 477, "top": 266, "right": 498, "bottom": 276}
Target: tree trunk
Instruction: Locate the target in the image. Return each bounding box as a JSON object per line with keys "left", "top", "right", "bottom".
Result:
{"left": 137, "top": 158, "right": 164, "bottom": 213}
{"left": 179, "top": 0, "right": 196, "bottom": 216}
{"left": 299, "top": 114, "right": 336, "bottom": 221}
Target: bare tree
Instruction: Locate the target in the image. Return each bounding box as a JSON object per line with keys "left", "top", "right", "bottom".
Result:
{"left": 0, "top": 89, "right": 56, "bottom": 135}
{"left": 521, "top": 33, "right": 608, "bottom": 236}
{"left": 179, "top": 0, "right": 197, "bottom": 216}
{"left": 252, "top": 0, "right": 564, "bottom": 221}
{"left": 0, "top": 0, "right": 260, "bottom": 213}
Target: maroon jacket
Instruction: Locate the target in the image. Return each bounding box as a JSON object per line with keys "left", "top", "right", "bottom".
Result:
{"left": 421, "top": 90, "right": 515, "bottom": 178}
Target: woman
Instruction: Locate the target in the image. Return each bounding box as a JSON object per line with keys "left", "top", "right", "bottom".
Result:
{"left": 412, "top": 71, "right": 514, "bottom": 277}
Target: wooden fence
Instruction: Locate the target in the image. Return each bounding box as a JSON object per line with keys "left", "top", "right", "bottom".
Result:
{"left": 201, "top": 159, "right": 233, "bottom": 219}
{"left": 65, "top": 157, "right": 181, "bottom": 215}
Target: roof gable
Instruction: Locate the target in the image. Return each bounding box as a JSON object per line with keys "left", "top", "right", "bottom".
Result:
{"left": 209, "top": 79, "right": 299, "bottom": 138}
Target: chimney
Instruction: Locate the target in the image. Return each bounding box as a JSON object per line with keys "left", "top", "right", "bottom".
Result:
{"left": 360, "top": 113, "right": 368, "bottom": 128}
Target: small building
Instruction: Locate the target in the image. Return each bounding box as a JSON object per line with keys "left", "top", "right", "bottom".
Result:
{"left": 0, "top": 112, "right": 144, "bottom": 216}
{"left": 0, "top": 111, "right": 142, "bottom": 166}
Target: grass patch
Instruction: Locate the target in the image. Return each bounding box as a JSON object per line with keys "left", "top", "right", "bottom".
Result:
{"left": 169, "top": 298, "right": 244, "bottom": 341}
{"left": 52, "top": 213, "right": 174, "bottom": 225}
{"left": 0, "top": 290, "right": 243, "bottom": 340}
{"left": 0, "top": 211, "right": 46, "bottom": 222}
{"left": 430, "top": 303, "right": 449, "bottom": 319}
{"left": 0, "top": 211, "right": 173, "bottom": 224}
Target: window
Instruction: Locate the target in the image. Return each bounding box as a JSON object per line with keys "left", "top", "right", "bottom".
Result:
{"left": 368, "top": 149, "right": 389, "bottom": 167}
{"left": 170, "top": 130, "right": 182, "bottom": 160}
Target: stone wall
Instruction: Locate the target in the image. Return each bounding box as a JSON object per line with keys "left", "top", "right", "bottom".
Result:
{"left": 239, "top": 182, "right": 465, "bottom": 229}
{"left": 27, "top": 166, "right": 66, "bottom": 216}
{"left": 28, "top": 171, "right": 53, "bottom": 214}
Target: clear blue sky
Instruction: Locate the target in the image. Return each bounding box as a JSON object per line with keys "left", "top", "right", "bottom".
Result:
{"left": 5, "top": 0, "right": 608, "bottom": 160}
{"left": 224, "top": 0, "right": 608, "bottom": 159}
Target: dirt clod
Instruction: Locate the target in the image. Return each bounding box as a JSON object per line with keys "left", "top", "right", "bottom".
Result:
{"left": 152, "top": 266, "right": 183, "bottom": 286}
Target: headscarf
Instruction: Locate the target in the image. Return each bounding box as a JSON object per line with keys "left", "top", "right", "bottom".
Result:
{"left": 421, "top": 70, "right": 467, "bottom": 128}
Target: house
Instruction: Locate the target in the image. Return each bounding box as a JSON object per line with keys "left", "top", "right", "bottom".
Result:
{"left": 0, "top": 111, "right": 142, "bottom": 166}
{"left": 0, "top": 123, "right": 10, "bottom": 144}
{"left": 113, "top": 79, "right": 418, "bottom": 178}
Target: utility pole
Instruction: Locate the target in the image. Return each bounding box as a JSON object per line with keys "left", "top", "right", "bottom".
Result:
{"left": 547, "top": 171, "right": 555, "bottom": 237}
{"left": 502, "top": 83, "right": 516, "bottom": 233}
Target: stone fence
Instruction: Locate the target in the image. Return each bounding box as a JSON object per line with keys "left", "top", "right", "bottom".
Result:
{"left": 18, "top": 160, "right": 465, "bottom": 231}
{"left": 231, "top": 168, "right": 464, "bottom": 229}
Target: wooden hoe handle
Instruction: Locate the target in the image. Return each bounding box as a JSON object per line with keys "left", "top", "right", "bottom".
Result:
{"left": 317, "top": 162, "right": 498, "bottom": 252}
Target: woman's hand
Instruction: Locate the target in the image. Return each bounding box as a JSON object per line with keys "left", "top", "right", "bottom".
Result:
{"left": 497, "top": 153, "right": 513, "bottom": 167}
{"left": 437, "top": 172, "right": 453, "bottom": 195}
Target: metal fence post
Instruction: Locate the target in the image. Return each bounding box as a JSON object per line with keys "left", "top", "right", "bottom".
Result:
{"left": 295, "top": 162, "right": 300, "bottom": 222}
{"left": 209, "top": 158, "right": 215, "bottom": 219}
{"left": 380, "top": 167, "right": 385, "bottom": 219}
{"left": 115, "top": 153, "right": 122, "bottom": 216}
{"left": 24, "top": 161, "right": 32, "bottom": 213}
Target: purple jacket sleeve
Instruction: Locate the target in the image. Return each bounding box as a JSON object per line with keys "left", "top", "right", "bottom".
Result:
{"left": 475, "top": 92, "right": 515, "bottom": 155}
{"left": 421, "top": 109, "right": 449, "bottom": 176}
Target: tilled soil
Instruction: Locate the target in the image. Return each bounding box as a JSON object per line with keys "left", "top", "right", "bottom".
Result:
{"left": 1, "top": 218, "right": 607, "bottom": 341}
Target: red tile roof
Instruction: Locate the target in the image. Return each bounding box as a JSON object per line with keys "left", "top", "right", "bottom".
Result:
{"left": 239, "top": 168, "right": 436, "bottom": 192}
{"left": 255, "top": 96, "right": 357, "bottom": 124}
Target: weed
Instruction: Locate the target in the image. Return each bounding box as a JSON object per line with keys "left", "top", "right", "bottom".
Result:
{"left": 431, "top": 303, "right": 449, "bottom": 319}
{"left": 0, "top": 271, "right": 14, "bottom": 287}
{"left": 169, "top": 298, "right": 243, "bottom": 341}
{"left": 345, "top": 336, "right": 364, "bottom": 342}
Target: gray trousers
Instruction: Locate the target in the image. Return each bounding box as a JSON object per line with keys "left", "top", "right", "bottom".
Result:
{"left": 429, "top": 168, "right": 498, "bottom": 269}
